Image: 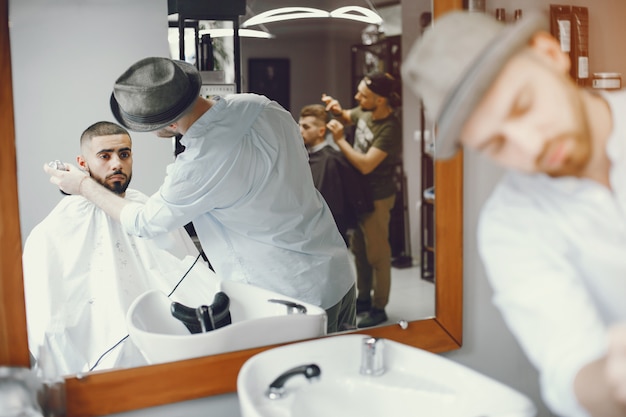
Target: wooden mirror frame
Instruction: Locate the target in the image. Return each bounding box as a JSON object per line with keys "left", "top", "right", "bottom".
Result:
{"left": 0, "top": 0, "right": 462, "bottom": 415}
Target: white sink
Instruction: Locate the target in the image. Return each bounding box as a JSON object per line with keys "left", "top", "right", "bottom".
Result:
{"left": 126, "top": 280, "right": 327, "bottom": 364}
{"left": 237, "top": 334, "right": 536, "bottom": 417}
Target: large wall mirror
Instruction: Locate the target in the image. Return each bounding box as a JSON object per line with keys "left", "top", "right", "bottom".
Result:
{"left": 0, "top": 0, "right": 462, "bottom": 415}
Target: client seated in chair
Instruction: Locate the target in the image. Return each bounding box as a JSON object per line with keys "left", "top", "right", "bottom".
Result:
{"left": 23, "top": 121, "right": 215, "bottom": 375}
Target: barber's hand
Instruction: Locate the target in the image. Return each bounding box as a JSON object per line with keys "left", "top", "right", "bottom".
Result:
{"left": 321, "top": 93, "right": 343, "bottom": 117}
{"left": 326, "top": 119, "right": 345, "bottom": 143}
{"left": 606, "top": 324, "right": 626, "bottom": 407}
{"left": 43, "top": 162, "right": 89, "bottom": 195}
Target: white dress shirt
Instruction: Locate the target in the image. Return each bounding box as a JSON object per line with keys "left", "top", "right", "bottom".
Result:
{"left": 121, "top": 94, "right": 355, "bottom": 309}
{"left": 478, "top": 91, "right": 626, "bottom": 417}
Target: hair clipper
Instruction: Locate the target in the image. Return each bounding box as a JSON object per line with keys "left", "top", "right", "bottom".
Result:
{"left": 48, "top": 160, "right": 70, "bottom": 195}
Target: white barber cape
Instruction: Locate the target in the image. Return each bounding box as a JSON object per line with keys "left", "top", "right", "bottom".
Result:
{"left": 23, "top": 189, "right": 216, "bottom": 375}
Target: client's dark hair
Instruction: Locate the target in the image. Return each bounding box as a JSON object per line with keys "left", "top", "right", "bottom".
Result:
{"left": 80, "top": 121, "right": 131, "bottom": 146}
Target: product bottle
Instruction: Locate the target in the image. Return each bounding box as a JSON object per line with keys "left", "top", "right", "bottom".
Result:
{"left": 495, "top": 8, "right": 506, "bottom": 22}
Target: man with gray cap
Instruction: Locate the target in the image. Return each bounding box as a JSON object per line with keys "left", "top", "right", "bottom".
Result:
{"left": 322, "top": 72, "right": 402, "bottom": 328}
{"left": 44, "top": 57, "right": 357, "bottom": 334}
{"left": 403, "top": 10, "right": 626, "bottom": 417}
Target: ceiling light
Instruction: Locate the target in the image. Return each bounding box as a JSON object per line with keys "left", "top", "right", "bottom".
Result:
{"left": 200, "top": 28, "right": 275, "bottom": 39}
{"left": 242, "top": 7, "right": 330, "bottom": 27}
{"left": 330, "top": 6, "right": 383, "bottom": 24}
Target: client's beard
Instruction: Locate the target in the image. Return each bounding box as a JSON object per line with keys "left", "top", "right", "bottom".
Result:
{"left": 94, "top": 170, "right": 131, "bottom": 195}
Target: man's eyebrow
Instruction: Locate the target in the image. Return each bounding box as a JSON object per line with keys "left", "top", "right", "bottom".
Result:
{"left": 96, "top": 147, "right": 132, "bottom": 153}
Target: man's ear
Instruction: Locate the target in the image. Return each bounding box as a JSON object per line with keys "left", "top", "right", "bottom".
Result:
{"left": 529, "top": 30, "right": 571, "bottom": 75}
{"left": 76, "top": 155, "right": 88, "bottom": 172}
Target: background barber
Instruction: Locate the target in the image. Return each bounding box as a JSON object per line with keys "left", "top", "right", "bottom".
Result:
{"left": 321, "top": 72, "right": 401, "bottom": 328}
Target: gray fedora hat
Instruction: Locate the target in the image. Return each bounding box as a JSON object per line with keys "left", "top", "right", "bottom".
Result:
{"left": 402, "top": 10, "right": 548, "bottom": 159}
{"left": 110, "top": 57, "right": 202, "bottom": 132}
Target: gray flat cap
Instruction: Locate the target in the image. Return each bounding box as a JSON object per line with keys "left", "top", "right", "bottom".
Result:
{"left": 402, "top": 10, "right": 549, "bottom": 159}
{"left": 111, "top": 57, "right": 201, "bottom": 132}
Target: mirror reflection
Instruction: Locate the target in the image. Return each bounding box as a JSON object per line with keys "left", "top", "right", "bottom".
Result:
{"left": 11, "top": 0, "right": 434, "bottom": 377}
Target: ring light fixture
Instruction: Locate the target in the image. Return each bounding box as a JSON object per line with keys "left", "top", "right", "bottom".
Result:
{"left": 242, "top": 6, "right": 382, "bottom": 28}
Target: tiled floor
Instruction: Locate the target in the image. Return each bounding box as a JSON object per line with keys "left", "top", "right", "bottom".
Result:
{"left": 349, "top": 257, "right": 436, "bottom": 329}
{"left": 384, "top": 264, "right": 435, "bottom": 324}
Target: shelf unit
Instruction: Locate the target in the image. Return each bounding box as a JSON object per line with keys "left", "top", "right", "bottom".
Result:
{"left": 168, "top": 0, "right": 245, "bottom": 92}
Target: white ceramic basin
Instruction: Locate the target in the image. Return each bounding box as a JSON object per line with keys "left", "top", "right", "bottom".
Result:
{"left": 237, "top": 334, "right": 536, "bottom": 417}
{"left": 126, "top": 280, "right": 327, "bottom": 364}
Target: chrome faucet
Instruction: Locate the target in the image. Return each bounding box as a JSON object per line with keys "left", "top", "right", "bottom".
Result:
{"left": 360, "top": 337, "right": 385, "bottom": 376}
{"left": 266, "top": 364, "right": 321, "bottom": 400}
{"left": 267, "top": 299, "right": 307, "bottom": 314}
